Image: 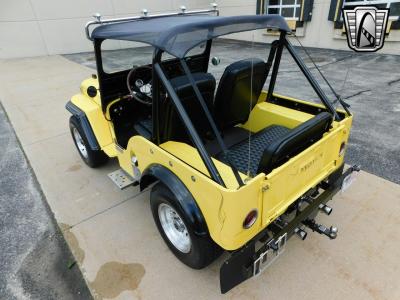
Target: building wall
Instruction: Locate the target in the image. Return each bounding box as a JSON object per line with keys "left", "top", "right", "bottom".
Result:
{"left": 1, "top": 0, "right": 399, "bottom": 58}
{"left": 218, "top": 0, "right": 400, "bottom": 55}
{"left": 0, "top": 0, "right": 211, "bottom": 58}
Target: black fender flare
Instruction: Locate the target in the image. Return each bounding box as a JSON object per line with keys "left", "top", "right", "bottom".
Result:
{"left": 141, "top": 164, "right": 209, "bottom": 236}
{"left": 66, "top": 101, "right": 100, "bottom": 150}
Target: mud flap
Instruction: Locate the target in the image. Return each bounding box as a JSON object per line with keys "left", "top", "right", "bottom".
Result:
{"left": 220, "top": 244, "right": 254, "bottom": 294}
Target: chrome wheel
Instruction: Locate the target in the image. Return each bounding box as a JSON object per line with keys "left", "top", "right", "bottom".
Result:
{"left": 72, "top": 127, "right": 88, "bottom": 159}
{"left": 158, "top": 203, "right": 191, "bottom": 253}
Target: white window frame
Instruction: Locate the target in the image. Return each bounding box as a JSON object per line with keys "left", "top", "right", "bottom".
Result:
{"left": 341, "top": 0, "right": 400, "bottom": 20}
{"left": 266, "top": 0, "right": 301, "bottom": 20}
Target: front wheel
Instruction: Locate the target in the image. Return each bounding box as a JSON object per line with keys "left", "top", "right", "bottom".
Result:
{"left": 150, "top": 183, "right": 222, "bottom": 269}
{"left": 69, "top": 116, "right": 108, "bottom": 168}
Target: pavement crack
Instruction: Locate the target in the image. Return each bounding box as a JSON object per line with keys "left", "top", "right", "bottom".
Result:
{"left": 67, "top": 187, "right": 152, "bottom": 230}
{"left": 388, "top": 78, "right": 400, "bottom": 86}
{"left": 343, "top": 89, "right": 371, "bottom": 100}
{"left": 24, "top": 131, "right": 69, "bottom": 147}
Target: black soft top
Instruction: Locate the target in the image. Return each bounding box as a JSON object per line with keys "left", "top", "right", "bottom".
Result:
{"left": 91, "top": 14, "right": 290, "bottom": 58}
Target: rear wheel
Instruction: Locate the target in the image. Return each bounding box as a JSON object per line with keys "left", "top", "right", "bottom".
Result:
{"left": 69, "top": 116, "right": 108, "bottom": 168}
{"left": 150, "top": 182, "right": 222, "bottom": 269}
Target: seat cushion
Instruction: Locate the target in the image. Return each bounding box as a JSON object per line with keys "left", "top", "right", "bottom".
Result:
{"left": 217, "top": 125, "right": 291, "bottom": 176}
{"left": 257, "top": 112, "right": 333, "bottom": 174}
{"left": 215, "top": 112, "right": 332, "bottom": 176}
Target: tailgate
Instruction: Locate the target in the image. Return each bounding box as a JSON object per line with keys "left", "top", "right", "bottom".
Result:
{"left": 261, "top": 120, "right": 350, "bottom": 226}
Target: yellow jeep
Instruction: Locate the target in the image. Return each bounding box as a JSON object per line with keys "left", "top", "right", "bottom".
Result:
{"left": 66, "top": 7, "right": 359, "bottom": 293}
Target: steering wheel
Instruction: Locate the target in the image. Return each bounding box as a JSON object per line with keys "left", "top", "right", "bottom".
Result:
{"left": 126, "top": 65, "right": 153, "bottom": 106}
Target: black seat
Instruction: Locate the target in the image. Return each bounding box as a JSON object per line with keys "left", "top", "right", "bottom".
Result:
{"left": 161, "top": 72, "right": 216, "bottom": 143}
{"left": 214, "top": 58, "right": 267, "bottom": 130}
{"left": 257, "top": 112, "right": 332, "bottom": 174}
{"left": 216, "top": 112, "right": 332, "bottom": 176}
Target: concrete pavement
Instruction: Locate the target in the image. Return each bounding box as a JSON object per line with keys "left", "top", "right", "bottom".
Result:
{"left": 0, "top": 103, "right": 92, "bottom": 299}
{"left": 1, "top": 43, "right": 400, "bottom": 299}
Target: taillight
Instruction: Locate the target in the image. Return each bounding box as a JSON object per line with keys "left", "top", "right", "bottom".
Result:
{"left": 243, "top": 209, "right": 258, "bottom": 229}
{"left": 339, "top": 142, "right": 346, "bottom": 156}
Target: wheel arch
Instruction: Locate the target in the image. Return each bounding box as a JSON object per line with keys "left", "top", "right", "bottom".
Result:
{"left": 66, "top": 101, "right": 100, "bottom": 151}
{"left": 141, "top": 164, "right": 209, "bottom": 236}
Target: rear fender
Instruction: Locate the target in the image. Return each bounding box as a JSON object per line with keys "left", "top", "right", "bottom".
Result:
{"left": 141, "top": 164, "right": 209, "bottom": 236}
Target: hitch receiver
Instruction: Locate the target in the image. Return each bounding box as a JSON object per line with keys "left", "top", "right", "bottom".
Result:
{"left": 303, "top": 219, "right": 338, "bottom": 239}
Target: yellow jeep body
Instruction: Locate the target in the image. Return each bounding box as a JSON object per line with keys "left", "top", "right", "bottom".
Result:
{"left": 71, "top": 77, "right": 352, "bottom": 251}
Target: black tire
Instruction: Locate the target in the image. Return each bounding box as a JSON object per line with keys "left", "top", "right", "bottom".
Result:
{"left": 150, "top": 182, "right": 222, "bottom": 269}
{"left": 69, "top": 116, "right": 108, "bottom": 168}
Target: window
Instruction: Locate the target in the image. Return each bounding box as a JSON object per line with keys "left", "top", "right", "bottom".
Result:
{"left": 101, "top": 40, "right": 153, "bottom": 74}
{"left": 162, "top": 42, "right": 207, "bottom": 61}
{"left": 266, "top": 0, "right": 301, "bottom": 19}
{"left": 342, "top": 0, "right": 400, "bottom": 18}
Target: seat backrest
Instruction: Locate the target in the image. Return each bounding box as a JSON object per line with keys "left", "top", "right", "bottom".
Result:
{"left": 214, "top": 58, "right": 267, "bottom": 130}
{"left": 161, "top": 72, "right": 216, "bottom": 143}
{"left": 257, "top": 112, "right": 333, "bottom": 174}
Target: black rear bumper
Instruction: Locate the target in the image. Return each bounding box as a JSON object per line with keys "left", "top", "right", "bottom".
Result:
{"left": 220, "top": 164, "right": 360, "bottom": 294}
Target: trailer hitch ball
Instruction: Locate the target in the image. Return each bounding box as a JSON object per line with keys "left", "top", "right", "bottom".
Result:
{"left": 294, "top": 227, "right": 308, "bottom": 240}
{"left": 319, "top": 204, "right": 333, "bottom": 215}
{"left": 330, "top": 226, "right": 338, "bottom": 234}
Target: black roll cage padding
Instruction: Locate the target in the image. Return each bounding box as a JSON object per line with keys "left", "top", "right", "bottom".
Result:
{"left": 179, "top": 59, "right": 245, "bottom": 187}
{"left": 154, "top": 63, "right": 226, "bottom": 187}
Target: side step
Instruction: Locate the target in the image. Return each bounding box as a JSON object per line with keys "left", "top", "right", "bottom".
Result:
{"left": 108, "top": 169, "right": 138, "bottom": 190}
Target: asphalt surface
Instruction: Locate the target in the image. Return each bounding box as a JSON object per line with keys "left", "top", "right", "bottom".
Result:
{"left": 0, "top": 103, "right": 92, "bottom": 299}
{"left": 64, "top": 39, "right": 400, "bottom": 184}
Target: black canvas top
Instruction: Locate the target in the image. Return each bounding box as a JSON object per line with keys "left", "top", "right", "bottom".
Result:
{"left": 92, "top": 14, "right": 290, "bottom": 58}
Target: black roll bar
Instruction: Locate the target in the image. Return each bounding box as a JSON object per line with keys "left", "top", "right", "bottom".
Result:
{"left": 179, "top": 59, "right": 244, "bottom": 187}
{"left": 152, "top": 50, "right": 162, "bottom": 145}
{"left": 154, "top": 63, "right": 226, "bottom": 187}
{"left": 267, "top": 32, "right": 285, "bottom": 101}
{"left": 151, "top": 29, "right": 342, "bottom": 188}
{"left": 264, "top": 40, "right": 279, "bottom": 84}
{"left": 283, "top": 39, "right": 339, "bottom": 120}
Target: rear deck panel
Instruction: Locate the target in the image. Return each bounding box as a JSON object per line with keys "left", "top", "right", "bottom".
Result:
{"left": 261, "top": 116, "right": 352, "bottom": 226}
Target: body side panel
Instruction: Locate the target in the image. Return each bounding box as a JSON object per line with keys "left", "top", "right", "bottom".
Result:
{"left": 70, "top": 92, "right": 117, "bottom": 157}
{"left": 112, "top": 97, "right": 352, "bottom": 250}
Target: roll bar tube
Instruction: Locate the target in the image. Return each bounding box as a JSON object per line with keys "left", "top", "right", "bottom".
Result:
{"left": 154, "top": 63, "right": 226, "bottom": 187}
{"left": 283, "top": 39, "right": 340, "bottom": 120}
{"left": 267, "top": 32, "right": 285, "bottom": 101}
